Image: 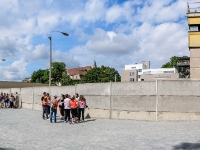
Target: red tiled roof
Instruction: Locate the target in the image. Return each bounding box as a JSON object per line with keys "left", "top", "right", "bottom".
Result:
{"left": 66, "top": 66, "right": 92, "bottom": 76}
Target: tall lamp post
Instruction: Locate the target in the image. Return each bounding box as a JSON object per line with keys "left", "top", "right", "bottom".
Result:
{"left": 48, "top": 31, "right": 69, "bottom": 86}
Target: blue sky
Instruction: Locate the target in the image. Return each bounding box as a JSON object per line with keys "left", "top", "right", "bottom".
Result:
{"left": 0, "top": 0, "right": 194, "bottom": 81}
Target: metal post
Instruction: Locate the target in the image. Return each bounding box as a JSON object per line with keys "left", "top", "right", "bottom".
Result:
{"left": 109, "top": 81, "right": 112, "bottom": 119}
{"left": 49, "top": 36, "right": 52, "bottom": 86}
{"left": 156, "top": 80, "right": 158, "bottom": 122}
{"left": 115, "top": 74, "right": 117, "bottom": 82}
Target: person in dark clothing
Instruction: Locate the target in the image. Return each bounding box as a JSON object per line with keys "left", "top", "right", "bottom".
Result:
{"left": 58, "top": 94, "right": 65, "bottom": 120}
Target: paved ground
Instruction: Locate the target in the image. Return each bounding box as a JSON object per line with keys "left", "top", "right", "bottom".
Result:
{"left": 0, "top": 109, "right": 200, "bottom": 150}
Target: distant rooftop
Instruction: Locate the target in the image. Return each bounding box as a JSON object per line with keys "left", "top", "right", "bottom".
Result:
{"left": 187, "top": 2, "right": 200, "bottom": 13}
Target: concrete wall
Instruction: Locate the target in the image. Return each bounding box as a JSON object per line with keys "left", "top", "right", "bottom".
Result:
{"left": 0, "top": 81, "right": 48, "bottom": 88}
{"left": 2, "top": 80, "right": 200, "bottom": 121}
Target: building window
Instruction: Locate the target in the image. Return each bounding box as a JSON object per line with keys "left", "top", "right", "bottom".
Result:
{"left": 131, "top": 67, "right": 136, "bottom": 69}
{"left": 76, "top": 76, "right": 77, "bottom": 79}
{"left": 138, "top": 69, "right": 142, "bottom": 72}
{"left": 138, "top": 75, "right": 140, "bottom": 78}
{"left": 190, "top": 26, "right": 198, "bottom": 31}
{"left": 141, "top": 79, "right": 144, "bottom": 81}
{"left": 130, "top": 72, "right": 134, "bottom": 76}
{"left": 130, "top": 78, "right": 134, "bottom": 82}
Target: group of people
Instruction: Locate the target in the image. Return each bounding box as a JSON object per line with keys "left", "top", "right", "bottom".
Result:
{"left": 41, "top": 92, "right": 87, "bottom": 124}
{"left": 0, "top": 92, "right": 19, "bottom": 108}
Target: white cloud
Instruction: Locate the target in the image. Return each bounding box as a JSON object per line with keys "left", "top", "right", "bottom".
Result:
{"left": 86, "top": 28, "right": 139, "bottom": 55}
{"left": 0, "top": 59, "right": 29, "bottom": 81}
{"left": 0, "top": 0, "right": 193, "bottom": 81}
{"left": 133, "top": 22, "right": 189, "bottom": 68}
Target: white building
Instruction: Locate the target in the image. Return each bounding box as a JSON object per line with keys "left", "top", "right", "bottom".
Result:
{"left": 121, "top": 61, "right": 179, "bottom": 82}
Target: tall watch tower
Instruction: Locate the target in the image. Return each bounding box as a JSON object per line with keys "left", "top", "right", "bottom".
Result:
{"left": 187, "top": 2, "right": 200, "bottom": 80}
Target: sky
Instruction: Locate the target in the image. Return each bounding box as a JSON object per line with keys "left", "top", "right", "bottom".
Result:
{"left": 0, "top": 0, "right": 196, "bottom": 81}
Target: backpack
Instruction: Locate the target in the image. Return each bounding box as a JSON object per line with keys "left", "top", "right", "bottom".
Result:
{"left": 51, "top": 99, "right": 56, "bottom": 109}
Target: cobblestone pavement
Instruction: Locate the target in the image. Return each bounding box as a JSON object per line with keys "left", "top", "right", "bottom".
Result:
{"left": 1, "top": 109, "right": 200, "bottom": 150}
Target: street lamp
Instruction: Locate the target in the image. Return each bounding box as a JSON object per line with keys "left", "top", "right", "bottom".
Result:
{"left": 48, "top": 31, "right": 69, "bottom": 86}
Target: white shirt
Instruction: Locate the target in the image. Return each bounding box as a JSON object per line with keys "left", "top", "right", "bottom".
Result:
{"left": 64, "top": 98, "right": 71, "bottom": 109}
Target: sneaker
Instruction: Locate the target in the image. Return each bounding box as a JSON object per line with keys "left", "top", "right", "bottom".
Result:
{"left": 69, "top": 122, "right": 72, "bottom": 124}
{"left": 64, "top": 121, "right": 66, "bottom": 123}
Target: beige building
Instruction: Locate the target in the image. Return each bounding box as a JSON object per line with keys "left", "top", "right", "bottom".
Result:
{"left": 121, "top": 61, "right": 179, "bottom": 82}
{"left": 121, "top": 69, "right": 138, "bottom": 82}
{"left": 187, "top": 2, "right": 200, "bottom": 80}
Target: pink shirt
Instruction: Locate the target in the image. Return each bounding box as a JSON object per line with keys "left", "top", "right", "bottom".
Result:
{"left": 78, "top": 100, "right": 86, "bottom": 108}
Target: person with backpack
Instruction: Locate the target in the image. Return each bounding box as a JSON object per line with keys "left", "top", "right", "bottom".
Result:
{"left": 50, "top": 95, "right": 58, "bottom": 123}
{"left": 41, "top": 92, "right": 48, "bottom": 120}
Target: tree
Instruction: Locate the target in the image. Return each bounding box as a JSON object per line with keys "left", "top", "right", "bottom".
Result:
{"left": 51, "top": 62, "right": 66, "bottom": 84}
{"left": 31, "top": 69, "right": 49, "bottom": 83}
{"left": 161, "top": 56, "right": 179, "bottom": 68}
{"left": 31, "top": 62, "right": 67, "bottom": 84}
{"left": 60, "top": 72, "right": 74, "bottom": 85}
{"left": 81, "top": 66, "right": 121, "bottom": 83}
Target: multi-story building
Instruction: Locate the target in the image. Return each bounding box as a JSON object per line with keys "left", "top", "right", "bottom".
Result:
{"left": 140, "top": 68, "right": 178, "bottom": 81}
{"left": 121, "top": 61, "right": 179, "bottom": 82}
{"left": 124, "top": 61, "right": 150, "bottom": 81}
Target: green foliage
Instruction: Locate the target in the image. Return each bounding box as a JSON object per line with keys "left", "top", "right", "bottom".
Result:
{"left": 51, "top": 62, "right": 66, "bottom": 84}
{"left": 31, "top": 62, "right": 121, "bottom": 85}
{"left": 31, "top": 69, "right": 49, "bottom": 83}
{"left": 31, "top": 62, "right": 66, "bottom": 84}
{"left": 81, "top": 66, "right": 121, "bottom": 83}
{"left": 161, "top": 56, "right": 179, "bottom": 68}
{"left": 60, "top": 72, "right": 73, "bottom": 85}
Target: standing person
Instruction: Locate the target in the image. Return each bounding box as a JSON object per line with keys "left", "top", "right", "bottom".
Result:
{"left": 41, "top": 92, "right": 48, "bottom": 120}
{"left": 58, "top": 94, "right": 65, "bottom": 120}
{"left": 9, "top": 95, "right": 14, "bottom": 108}
{"left": 64, "top": 94, "right": 71, "bottom": 123}
{"left": 7, "top": 94, "right": 10, "bottom": 108}
{"left": 3, "top": 93, "right": 7, "bottom": 108}
{"left": 14, "top": 92, "right": 19, "bottom": 108}
{"left": 46, "top": 93, "right": 51, "bottom": 117}
{"left": 75, "top": 93, "right": 79, "bottom": 120}
{"left": 78, "top": 95, "right": 87, "bottom": 122}
{"left": 50, "top": 95, "right": 58, "bottom": 123}
{"left": 0, "top": 93, "right": 3, "bottom": 108}
{"left": 70, "top": 95, "right": 77, "bottom": 124}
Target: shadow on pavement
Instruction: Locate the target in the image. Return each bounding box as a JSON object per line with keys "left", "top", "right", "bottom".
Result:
{"left": 84, "top": 119, "right": 96, "bottom": 122}
{"left": 173, "top": 142, "right": 200, "bottom": 150}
